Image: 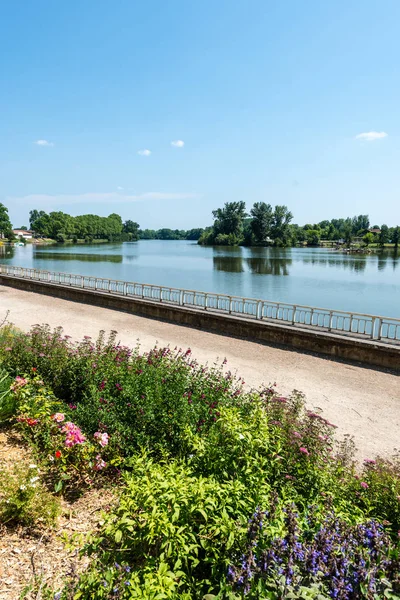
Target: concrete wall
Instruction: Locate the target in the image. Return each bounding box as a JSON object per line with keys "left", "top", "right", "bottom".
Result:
{"left": 1, "top": 274, "right": 399, "bottom": 371}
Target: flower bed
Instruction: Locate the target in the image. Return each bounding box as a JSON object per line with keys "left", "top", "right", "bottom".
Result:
{"left": 0, "top": 324, "right": 399, "bottom": 599}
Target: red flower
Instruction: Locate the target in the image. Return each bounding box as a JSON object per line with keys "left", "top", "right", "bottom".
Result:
{"left": 55, "top": 450, "right": 62, "bottom": 459}
{"left": 32, "top": 367, "right": 37, "bottom": 372}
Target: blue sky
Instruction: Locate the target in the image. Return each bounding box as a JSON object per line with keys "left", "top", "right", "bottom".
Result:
{"left": 1, "top": 0, "right": 399, "bottom": 229}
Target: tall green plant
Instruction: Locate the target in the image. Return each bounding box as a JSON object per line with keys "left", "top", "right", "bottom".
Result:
{"left": 0, "top": 368, "right": 15, "bottom": 422}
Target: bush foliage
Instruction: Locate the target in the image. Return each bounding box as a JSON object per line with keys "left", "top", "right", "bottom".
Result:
{"left": 1, "top": 325, "right": 400, "bottom": 599}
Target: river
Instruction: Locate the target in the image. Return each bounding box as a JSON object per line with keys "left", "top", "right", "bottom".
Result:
{"left": 1, "top": 241, "right": 399, "bottom": 317}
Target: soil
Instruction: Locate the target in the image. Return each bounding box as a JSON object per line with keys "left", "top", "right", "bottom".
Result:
{"left": 0, "top": 427, "right": 115, "bottom": 600}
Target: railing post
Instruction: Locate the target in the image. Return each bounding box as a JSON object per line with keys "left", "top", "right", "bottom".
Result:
{"left": 180, "top": 290, "right": 184, "bottom": 306}
{"left": 292, "top": 306, "right": 297, "bottom": 325}
{"left": 371, "top": 317, "right": 376, "bottom": 339}
{"left": 328, "top": 311, "right": 333, "bottom": 331}
{"left": 229, "top": 297, "right": 232, "bottom": 314}
{"left": 377, "top": 318, "right": 383, "bottom": 340}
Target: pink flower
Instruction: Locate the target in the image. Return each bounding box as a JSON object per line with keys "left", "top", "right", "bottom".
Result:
{"left": 93, "top": 454, "right": 106, "bottom": 471}
{"left": 52, "top": 413, "right": 65, "bottom": 423}
{"left": 292, "top": 431, "right": 302, "bottom": 438}
{"left": 360, "top": 481, "right": 369, "bottom": 489}
{"left": 11, "top": 376, "right": 28, "bottom": 391}
{"left": 364, "top": 459, "right": 376, "bottom": 465}
{"left": 62, "top": 422, "right": 86, "bottom": 446}
{"left": 299, "top": 447, "right": 309, "bottom": 455}
{"left": 94, "top": 432, "right": 109, "bottom": 447}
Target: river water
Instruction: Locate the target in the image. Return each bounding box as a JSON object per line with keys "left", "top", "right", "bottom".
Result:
{"left": 1, "top": 241, "right": 399, "bottom": 317}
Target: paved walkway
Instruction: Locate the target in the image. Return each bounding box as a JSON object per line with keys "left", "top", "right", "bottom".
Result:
{"left": 0, "top": 285, "right": 399, "bottom": 460}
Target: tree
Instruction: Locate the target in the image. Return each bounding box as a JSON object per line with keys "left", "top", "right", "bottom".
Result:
{"left": 379, "top": 224, "right": 389, "bottom": 247}
{"left": 343, "top": 224, "right": 353, "bottom": 247}
{"left": 363, "top": 232, "right": 375, "bottom": 247}
{"left": 29, "top": 209, "right": 47, "bottom": 230}
{"left": 212, "top": 202, "right": 247, "bottom": 239}
{"left": 392, "top": 226, "right": 400, "bottom": 250}
{"left": 306, "top": 229, "right": 321, "bottom": 246}
{"left": 139, "top": 229, "right": 156, "bottom": 240}
{"left": 123, "top": 220, "right": 140, "bottom": 240}
{"left": 0, "top": 203, "right": 12, "bottom": 238}
{"left": 250, "top": 202, "right": 273, "bottom": 244}
{"left": 186, "top": 228, "right": 204, "bottom": 241}
{"left": 351, "top": 215, "right": 370, "bottom": 234}
{"left": 270, "top": 205, "right": 293, "bottom": 245}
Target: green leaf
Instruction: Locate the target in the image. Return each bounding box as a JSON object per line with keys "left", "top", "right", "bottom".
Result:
{"left": 114, "top": 529, "right": 122, "bottom": 543}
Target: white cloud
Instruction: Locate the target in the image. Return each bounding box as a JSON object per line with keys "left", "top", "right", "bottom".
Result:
{"left": 355, "top": 131, "right": 388, "bottom": 142}
{"left": 34, "top": 139, "right": 54, "bottom": 147}
{"left": 137, "top": 149, "right": 151, "bottom": 156}
{"left": 8, "top": 191, "right": 201, "bottom": 207}
{"left": 117, "top": 186, "right": 124, "bottom": 190}
{"left": 171, "top": 140, "right": 184, "bottom": 148}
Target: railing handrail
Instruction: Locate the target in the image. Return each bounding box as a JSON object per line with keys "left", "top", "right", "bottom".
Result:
{"left": 1, "top": 264, "right": 400, "bottom": 343}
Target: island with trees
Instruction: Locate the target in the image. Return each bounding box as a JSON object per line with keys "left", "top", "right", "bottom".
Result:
{"left": 198, "top": 202, "right": 400, "bottom": 250}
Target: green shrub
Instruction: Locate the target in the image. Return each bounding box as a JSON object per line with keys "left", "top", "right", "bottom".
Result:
{"left": 0, "top": 327, "right": 246, "bottom": 457}
{"left": 66, "top": 453, "right": 400, "bottom": 600}
{"left": 0, "top": 366, "right": 15, "bottom": 422}
{"left": 70, "top": 454, "right": 259, "bottom": 599}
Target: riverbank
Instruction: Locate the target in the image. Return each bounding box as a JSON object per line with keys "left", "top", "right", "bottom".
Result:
{"left": 0, "top": 286, "right": 399, "bottom": 459}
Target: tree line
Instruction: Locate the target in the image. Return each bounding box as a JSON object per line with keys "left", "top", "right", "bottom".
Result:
{"left": 27, "top": 210, "right": 140, "bottom": 243}
{"left": 198, "top": 202, "right": 400, "bottom": 248}
{"left": 0, "top": 201, "right": 399, "bottom": 249}
{"left": 138, "top": 228, "right": 204, "bottom": 241}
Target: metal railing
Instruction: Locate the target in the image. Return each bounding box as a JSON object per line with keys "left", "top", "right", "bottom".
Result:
{"left": 1, "top": 263, "right": 400, "bottom": 345}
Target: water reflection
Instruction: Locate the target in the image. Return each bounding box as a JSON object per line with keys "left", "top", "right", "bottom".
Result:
{"left": 301, "top": 255, "right": 367, "bottom": 272}
{"left": 300, "top": 250, "right": 399, "bottom": 273}
{"left": 377, "top": 253, "right": 388, "bottom": 272}
{"left": 245, "top": 256, "right": 292, "bottom": 276}
{"left": 0, "top": 245, "right": 15, "bottom": 260}
{"left": 213, "top": 256, "right": 244, "bottom": 272}
{"left": 32, "top": 252, "right": 123, "bottom": 263}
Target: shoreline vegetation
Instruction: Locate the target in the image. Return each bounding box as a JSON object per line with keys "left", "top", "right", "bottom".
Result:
{"left": 0, "top": 323, "right": 399, "bottom": 599}
{"left": 1, "top": 202, "right": 399, "bottom": 251}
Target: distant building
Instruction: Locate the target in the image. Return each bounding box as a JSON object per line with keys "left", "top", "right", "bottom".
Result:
{"left": 369, "top": 228, "right": 381, "bottom": 234}
{"left": 13, "top": 229, "right": 33, "bottom": 239}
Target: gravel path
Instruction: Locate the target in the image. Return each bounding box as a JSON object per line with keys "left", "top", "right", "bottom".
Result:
{"left": 0, "top": 285, "right": 399, "bottom": 460}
